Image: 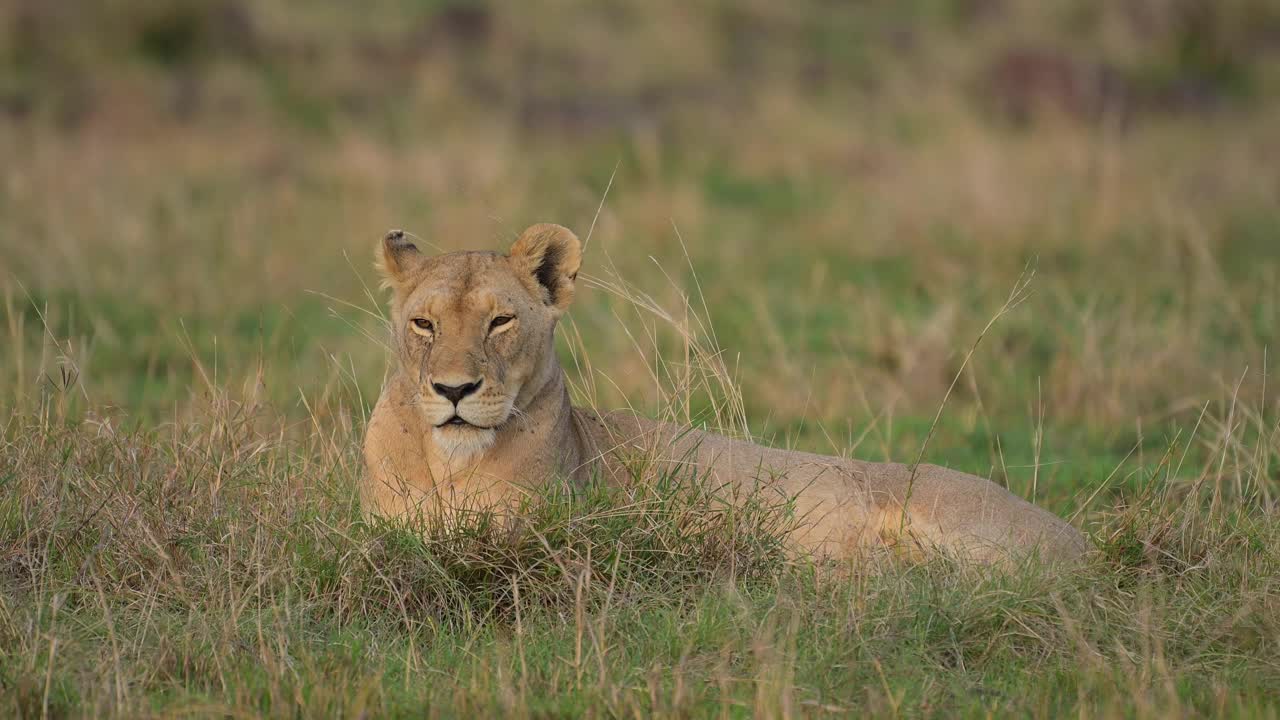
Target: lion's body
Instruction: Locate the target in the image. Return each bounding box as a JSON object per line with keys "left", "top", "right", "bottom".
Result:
{"left": 363, "top": 225, "right": 1088, "bottom": 565}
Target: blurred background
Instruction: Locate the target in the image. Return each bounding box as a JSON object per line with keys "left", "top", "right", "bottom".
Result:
{"left": 3, "top": 0, "right": 1279, "bottom": 499}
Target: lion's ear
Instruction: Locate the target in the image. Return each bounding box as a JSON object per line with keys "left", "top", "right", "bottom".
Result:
{"left": 508, "top": 223, "right": 582, "bottom": 313}
{"left": 377, "top": 229, "right": 426, "bottom": 289}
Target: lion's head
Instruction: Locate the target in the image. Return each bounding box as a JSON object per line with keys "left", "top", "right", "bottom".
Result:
{"left": 376, "top": 224, "right": 581, "bottom": 460}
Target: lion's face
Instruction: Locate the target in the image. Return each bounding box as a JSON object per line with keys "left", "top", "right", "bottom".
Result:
{"left": 377, "top": 224, "right": 581, "bottom": 459}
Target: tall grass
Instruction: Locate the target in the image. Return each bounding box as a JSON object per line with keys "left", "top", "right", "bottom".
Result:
{"left": 3, "top": 240, "right": 1279, "bottom": 716}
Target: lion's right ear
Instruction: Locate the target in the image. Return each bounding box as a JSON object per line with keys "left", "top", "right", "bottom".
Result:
{"left": 377, "top": 229, "right": 425, "bottom": 289}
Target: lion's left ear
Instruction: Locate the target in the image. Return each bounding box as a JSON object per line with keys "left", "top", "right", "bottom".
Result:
{"left": 508, "top": 223, "right": 582, "bottom": 313}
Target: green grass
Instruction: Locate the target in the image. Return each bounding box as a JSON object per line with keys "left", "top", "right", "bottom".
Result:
{"left": 2, "top": 411, "right": 1277, "bottom": 718}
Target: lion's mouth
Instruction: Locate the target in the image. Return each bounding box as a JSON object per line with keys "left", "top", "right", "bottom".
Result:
{"left": 437, "top": 415, "right": 491, "bottom": 430}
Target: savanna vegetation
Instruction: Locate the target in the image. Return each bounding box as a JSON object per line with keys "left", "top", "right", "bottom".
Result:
{"left": 2, "top": 1, "right": 1279, "bottom": 716}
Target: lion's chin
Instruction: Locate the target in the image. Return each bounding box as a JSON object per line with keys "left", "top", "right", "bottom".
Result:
{"left": 431, "top": 424, "right": 497, "bottom": 460}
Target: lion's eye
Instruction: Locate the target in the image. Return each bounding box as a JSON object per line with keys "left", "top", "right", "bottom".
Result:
{"left": 410, "top": 318, "right": 434, "bottom": 335}
{"left": 489, "top": 315, "right": 515, "bottom": 332}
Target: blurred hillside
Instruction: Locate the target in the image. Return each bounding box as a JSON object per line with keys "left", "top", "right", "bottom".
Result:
{"left": 6, "top": 1, "right": 1280, "bottom": 131}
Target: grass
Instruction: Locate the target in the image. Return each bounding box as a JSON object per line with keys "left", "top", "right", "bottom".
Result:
{"left": 2, "top": 397, "right": 1277, "bottom": 717}
{"left": 3, "top": 0, "right": 1280, "bottom": 716}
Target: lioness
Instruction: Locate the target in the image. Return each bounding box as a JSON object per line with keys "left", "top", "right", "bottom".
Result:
{"left": 363, "top": 224, "right": 1088, "bottom": 564}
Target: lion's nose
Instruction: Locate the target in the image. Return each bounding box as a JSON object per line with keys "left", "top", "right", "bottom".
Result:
{"left": 431, "top": 379, "right": 483, "bottom": 405}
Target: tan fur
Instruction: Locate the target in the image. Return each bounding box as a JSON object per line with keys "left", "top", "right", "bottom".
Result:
{"left": 363, "top": 225, "right": 1089, "bottom": 565}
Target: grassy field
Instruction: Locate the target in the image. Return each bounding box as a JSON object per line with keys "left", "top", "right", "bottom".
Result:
{"left": 3, "top": 1, "right": 1280, "bottom": 716}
